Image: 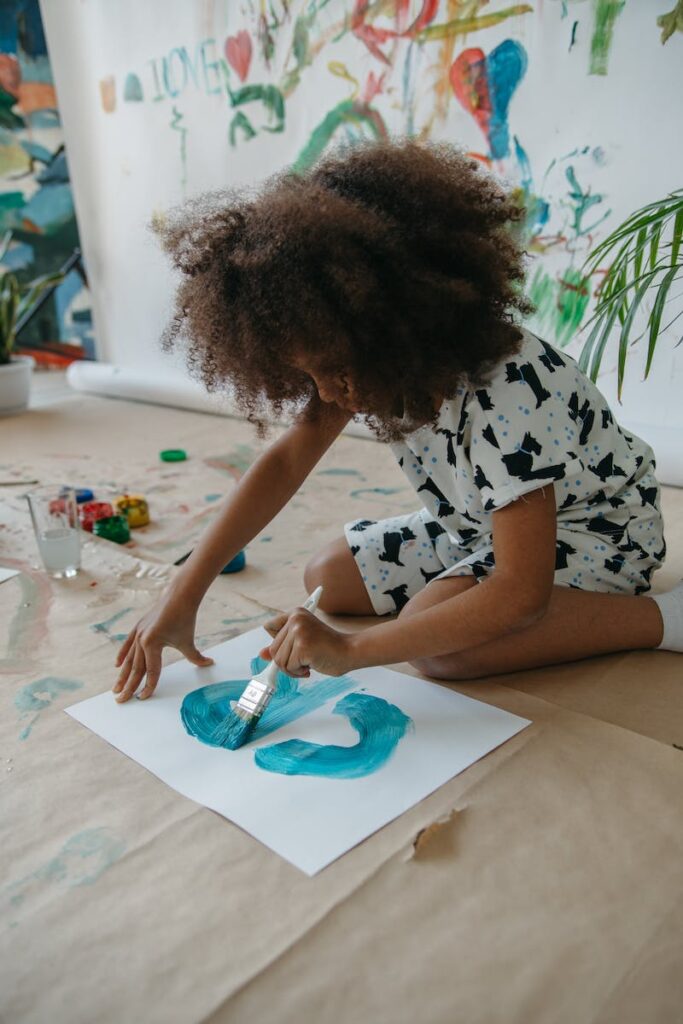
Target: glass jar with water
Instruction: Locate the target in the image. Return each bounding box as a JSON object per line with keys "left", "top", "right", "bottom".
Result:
{"left": 27, "top": 485, "right": 81, "bottom": 578}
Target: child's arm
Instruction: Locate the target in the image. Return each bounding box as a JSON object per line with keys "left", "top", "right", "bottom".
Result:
{"left": 264, "top": 486, "right": 557, "bottom": 676}
{"left": 114, "top": 400, "right": 351, "bottom": 701}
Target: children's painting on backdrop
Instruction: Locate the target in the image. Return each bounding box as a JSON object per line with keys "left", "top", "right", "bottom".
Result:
{"left": 67, "top": 627, "right": 530, "bottom": 874}
{"left": 0, "top": 0, "right": 93, "bottom": 357}
{"left": 42, "top": 0, "right": 682, "bottom": 435}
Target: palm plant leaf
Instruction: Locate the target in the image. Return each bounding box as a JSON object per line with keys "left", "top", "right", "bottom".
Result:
{"left": 0, "top": 231, "right": 11, "bottom": 264}
{"left": 580, "top": 188, "right": 683, "bottom": 388}
{"left": 645, "top": 264, "right": 681, "bottom": 377}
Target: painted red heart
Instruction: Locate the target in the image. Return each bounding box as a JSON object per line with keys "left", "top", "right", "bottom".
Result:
{"left": 449, "top": 40, "right": 527, "bottom": 160}
{"left": 450, "top": 48, "right": 491, "bottom": 143}
{"left": 225, "top": 30, "right": 252, "bottom": 83}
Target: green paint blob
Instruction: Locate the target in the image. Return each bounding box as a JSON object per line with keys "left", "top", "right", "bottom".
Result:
{"left": 590, "top": 0, "right": 626, "bottom": 75}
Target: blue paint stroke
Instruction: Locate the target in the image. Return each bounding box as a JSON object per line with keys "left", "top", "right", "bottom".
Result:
{"left": 513, "top": 136, "right": 550, "bottom": 239}
{"left": 350, "top": 487, "right": 405, "bottom": 499}
{"left": 181, "top": 657, "right": 358, "bottom": 748}
{"left": 255, "top": 693, "right": 413, "bottom": 779}
{"left": 90, "top": 607, "right": 133, "bottom": 635}
{"left": 316, "top": 468, "right": 364, "bottom": 477}
{"left": 15, "top": 676, "right": 83, "bottom": 739}
{"left": 486, "top": 39, "right": 528, "bottom": 160}
{"left": 3, "top": 828, "right": 125, "bottom": 924}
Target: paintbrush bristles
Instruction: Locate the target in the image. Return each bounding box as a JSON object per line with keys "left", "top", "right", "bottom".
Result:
{"left": 211, "top": 705, "right": 259, "bottom": 750}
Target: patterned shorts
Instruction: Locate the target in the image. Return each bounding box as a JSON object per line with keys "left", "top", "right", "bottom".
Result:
{"left": 344, "top": 496, "right": 665, "bottom": 616}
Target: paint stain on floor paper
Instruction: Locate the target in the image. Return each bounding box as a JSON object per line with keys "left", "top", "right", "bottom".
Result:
{"left": 15, "top": 676, "right": 84, "bottom": 739}
{"left": 2, "top": 828, "right": 125, "bottom": 927}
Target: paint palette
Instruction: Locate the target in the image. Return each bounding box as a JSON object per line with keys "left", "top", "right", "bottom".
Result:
{"left": 66, "top": 628, "right": 530, "bottom": 875}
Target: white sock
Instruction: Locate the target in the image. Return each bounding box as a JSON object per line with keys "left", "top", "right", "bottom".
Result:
{"left": 650, "top": 582, "right": 683, "bottom": 652}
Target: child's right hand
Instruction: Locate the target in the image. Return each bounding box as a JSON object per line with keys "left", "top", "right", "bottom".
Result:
{"left": 113, "top": 600, "right": 214, "bottom": 703}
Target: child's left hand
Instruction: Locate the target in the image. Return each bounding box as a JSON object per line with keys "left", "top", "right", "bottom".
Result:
{"left": 261, "top": 608, "right": 356, "bottom": 678}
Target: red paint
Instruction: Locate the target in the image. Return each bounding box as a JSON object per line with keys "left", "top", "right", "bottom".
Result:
{"left": 80, "top": 501, "right": 114, "bottom": 532}
{"left": 225, "top": 30, "right": 252, "bottom": 82}
{"left": 352, "top": 0, "right": 439, "bottom": 62}
{"left": 361, "top": 71, "right": 385, "bottom": 103}
{"left": 449, "top": 49, "right": 492, "bottom": 143}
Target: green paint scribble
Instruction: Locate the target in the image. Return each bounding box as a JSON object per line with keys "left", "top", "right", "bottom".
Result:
{"left": 658, "top": 0, "right": 683, "bottom": 43}
{"left": 15, "top": 676, "right": 83, "bottom": 739}
{"left": 565, "top": 166, "right": 610, "bottom": 237}
{"left": 227, "top": 83, "right": 285, "bottom": 146}
{"left": 528, "top": 266, "right": 591, "bottom": 348}
{"left": 3, "top": 828, "right": 126, "bottom": 924}
{"left": 170, "top": 105, "right": 188, "bottom": 189}
{"left": 589, "top": 0, "right": 626, "bottom": 75}
{"left": 294, "top": 99, "right": 387, "bottom": 173}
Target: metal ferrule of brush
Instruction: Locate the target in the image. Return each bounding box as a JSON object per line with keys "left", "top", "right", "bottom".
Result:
{"left": 236, "top": 677, "right": 275, "bottom": 718}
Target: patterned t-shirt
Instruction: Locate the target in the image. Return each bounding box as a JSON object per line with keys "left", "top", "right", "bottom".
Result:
{"left": 391, "top": 328, "right": 658, "bottom": 546}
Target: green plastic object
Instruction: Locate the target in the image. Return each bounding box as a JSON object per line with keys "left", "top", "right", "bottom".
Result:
{"left": 160, "top": 449, "right": 187, "bottom": 462}
{"left": 93, "top": 514, "right": 131, "bottom": 545}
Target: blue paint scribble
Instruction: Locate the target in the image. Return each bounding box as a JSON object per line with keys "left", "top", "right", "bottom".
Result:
{"left": 181, "top": 657, "right": 358, "bottom": 748}
{"left": 15, "top": 676, "right": 83, "bottom": 739}
{"left": 3, "top": 828, "right": 125, "bottom": 926}
{"left": 90, "top": 607, "right": 133, "bottom": 635}
{"left": 486, "top": 40, "right": 528, "bottom": 160}
{"left": 350, "top": 487, "right": 405, "bottom": 499}
{"left": 255, "top": 693, "right": 413, "bottom": 779}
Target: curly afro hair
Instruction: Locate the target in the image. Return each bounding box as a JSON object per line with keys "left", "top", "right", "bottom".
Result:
{"left": 155, "top": 139, "right": 531, "bottom": 439}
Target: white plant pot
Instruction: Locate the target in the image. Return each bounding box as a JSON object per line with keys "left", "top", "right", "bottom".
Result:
{"left": 0, "top": 355, "right": 35, "bottom": 415}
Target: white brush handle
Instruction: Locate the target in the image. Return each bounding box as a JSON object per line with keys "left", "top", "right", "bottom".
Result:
{"left": 302, "top": 585, "right": 323, "bottom": 614}
{"left": 260, "top": 586, "right": 324, "bottom": 685}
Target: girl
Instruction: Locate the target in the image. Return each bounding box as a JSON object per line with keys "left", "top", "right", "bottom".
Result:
{"left": 114, "top": 141, "right": 682, "bottom": 701}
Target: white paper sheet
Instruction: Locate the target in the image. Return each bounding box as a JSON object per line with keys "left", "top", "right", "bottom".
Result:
{"left": 66, "top": 628, "right": 530, "bottom": 874}
{"left": 0, "top": 566, "right": 20, "bottom": 584}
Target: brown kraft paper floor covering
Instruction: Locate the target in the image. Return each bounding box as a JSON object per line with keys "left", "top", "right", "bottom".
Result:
{"left": 1, "top": 390, "right": 682, "bottom": 1023}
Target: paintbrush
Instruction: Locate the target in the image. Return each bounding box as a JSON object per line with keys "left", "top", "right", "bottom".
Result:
{"left": 211, "top": 585, "right": 324, "bottom": 750}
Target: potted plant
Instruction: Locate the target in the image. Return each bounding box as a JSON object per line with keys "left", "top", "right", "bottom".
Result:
{"left": 0, "top": 232, "right": 64, "bottom": 415}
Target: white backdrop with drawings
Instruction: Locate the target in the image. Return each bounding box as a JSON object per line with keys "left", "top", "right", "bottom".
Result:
{"left": 41, "top": 1, "right": 683, "bottom": 478}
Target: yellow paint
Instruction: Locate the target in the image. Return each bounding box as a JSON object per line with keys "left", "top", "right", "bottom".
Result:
{"left": 328, "top": 61, "right": 359, "bottom": 97}
{"left": 115, "top": 495, "right": 150, "bottom": 528}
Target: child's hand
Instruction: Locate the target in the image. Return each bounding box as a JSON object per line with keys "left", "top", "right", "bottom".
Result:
{"left": 113, "top": 601, "right": 214, "bottom": 702}
{"left": 261, "top": 608, "right": 356, "bottom": 678}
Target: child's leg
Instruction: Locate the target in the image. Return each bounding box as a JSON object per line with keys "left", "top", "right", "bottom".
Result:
{"left": 304, "top": 537, "right": 375, "bottom": 615}
{"left": 401, "top": 577, "right": 666, "bottom": 680}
